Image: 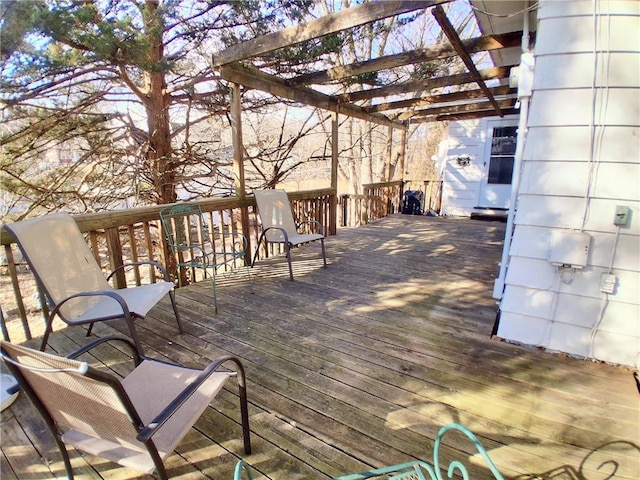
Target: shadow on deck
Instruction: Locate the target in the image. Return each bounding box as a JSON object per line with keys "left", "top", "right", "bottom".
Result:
{"left": 2, "top": 215, "right": 638, "bottom": 480}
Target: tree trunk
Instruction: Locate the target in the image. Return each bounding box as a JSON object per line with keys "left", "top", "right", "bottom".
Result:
{"left": 144, "top": 1, "right": 176, "bottom": 205}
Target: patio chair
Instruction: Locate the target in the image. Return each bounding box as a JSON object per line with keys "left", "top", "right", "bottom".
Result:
{"left": 0, "top": 335, "right": 251, "bottom": 480}
{"left": 251, "top": 189, "right": 327, "bottom": 281}
{"left": 233, "top": 423, "right": 503, "bottom": 480}
{"left": 159, "top": 203, "right": 252, "bottom": 314}
{"left": 3, "top": 212, "right": 182, "bottom": 354}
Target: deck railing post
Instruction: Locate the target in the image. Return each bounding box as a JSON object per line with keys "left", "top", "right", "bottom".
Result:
{"left": 105, "top": 227, "right": 126, "bottom": 289}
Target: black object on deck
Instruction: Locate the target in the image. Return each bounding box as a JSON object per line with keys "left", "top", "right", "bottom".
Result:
{"left": 402, "top": 190, "right": 423, "bottom": 215}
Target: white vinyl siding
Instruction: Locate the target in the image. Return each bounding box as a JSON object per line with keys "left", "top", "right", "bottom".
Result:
{"left": 497, "top": 0, "right": 640, "bottom": 367}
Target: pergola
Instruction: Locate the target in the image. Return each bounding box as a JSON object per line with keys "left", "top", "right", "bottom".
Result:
{"left": 212, "top": 0, "right": 532, "bottom": 235}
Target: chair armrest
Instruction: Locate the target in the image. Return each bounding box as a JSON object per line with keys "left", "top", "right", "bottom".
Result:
{"left": 136, "top": 355, "right": 247, "bottom": 442}
{"left": 234, "top": 460, "right": 254, "bottom": 480}
{"left": 107, "top": 260, "right": 171, "bottom": 282}
{"left": 263, "top": 226, "right": 290, "bottom": 244}
{"left": 50, "top": 290, "right": 133, "bottom": 321}
{"left": 65, "top": 335, "right": 143, "bottom": 366}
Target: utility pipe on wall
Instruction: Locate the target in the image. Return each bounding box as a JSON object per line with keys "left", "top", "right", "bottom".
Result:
{"left": 492, "top": 1, "right": 534, "bottom": 300}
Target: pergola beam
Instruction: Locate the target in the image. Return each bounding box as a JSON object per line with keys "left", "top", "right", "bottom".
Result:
{"left": 433, "top": 5, "right": 503, "bottom": 116}
{"left": 433, "top": 108, "right": 520, "bottom": 122}
{"left": 219, "top": 63, "right": 405, "bottom": 129}
{"left": 337, "top": 65, "right": 513, "bottom": 103}
{"left": 291, "top": 31, "right": 523, "bottom": 87}
{"left": 408, "top": 99, "right": 517, "bottom": 123}
{"left": 213, "top": 0, "right": 447, "bottom": 67}
{"left": 366, "top": 85, "right": 515, "bottom": 114}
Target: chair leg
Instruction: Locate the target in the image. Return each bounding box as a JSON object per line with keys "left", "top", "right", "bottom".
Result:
{"left": 54, "top": 436, "right": 74, "bottom": 480}
{"left": 39, "top": 315, "right": 55, "bottom": 351}
{"left": 285, "top": 243, "right": 294, "bottom": 281}
{"left": 211, "top": 276, "right": 218, "bottom": 315}
{"left": 245, "top": 264, "right": 254, "bottom": 294}
{"left": 124, "top": 316, "right": 145, "bottom": 355}
{"left": 168, "top": 290, "right": 183, "bottom": 333}
{"left": 239, "top": 381, "right": 252, "bottom": 455}
{"left": 147, "top": 444, "right": 169, "bottom": 480}
{"left": 320, "top": 238, "right": 327, "bottom": 268}
{"left": 229, "top": 356, "right": 252, "bottom": 455}
{"left": 250, "top": 233, "right": 266, "bottom": 268}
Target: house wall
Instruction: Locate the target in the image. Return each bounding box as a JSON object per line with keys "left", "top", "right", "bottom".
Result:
{"left": 497, "top": 0, "right": 640, "bottom": 367}
{"left": 442, "top": 115, "right": 519, "bottom": 216}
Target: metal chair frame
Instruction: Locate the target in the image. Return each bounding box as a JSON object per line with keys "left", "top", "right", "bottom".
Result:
{"left": 160, "top": 203, "right": 252, "bottom": 314}
{"left": 251, "top": 189, "right": 327, "bottom": 281}
{"left": 234, "top": 423, "right": 504, "bottom": 480}
{"left": 1, "top": 336, "right": 251, "bottom": 480}
{"left": 4, "top": 212, "right": 182, "bottom": 355}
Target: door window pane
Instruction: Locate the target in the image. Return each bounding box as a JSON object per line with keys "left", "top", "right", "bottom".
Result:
{"left": 488, "top": 126, "right": 517, "bottom": 184}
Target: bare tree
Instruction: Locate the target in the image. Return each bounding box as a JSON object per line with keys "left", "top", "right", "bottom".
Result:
{"left": 241, "top": 105, "right": 331, "bottom": 189}
{"left": 0, "top": 0, "right": 316, "bottom": 219}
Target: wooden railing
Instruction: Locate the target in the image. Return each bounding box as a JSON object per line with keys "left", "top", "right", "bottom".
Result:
{"left": 0, "top": 183, "right": 438, "bottom": 342}
{"left": 0, "top": 189, "right": 334, "bottom": 343}
{"left": 339, "top": 180, "right": 442, "bottom": 227}
{"left": 339, "top": 180, "right": 403, "bottom": 228}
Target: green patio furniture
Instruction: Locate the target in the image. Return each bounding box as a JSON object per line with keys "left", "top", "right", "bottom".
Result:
{"left": 160, "top": 203, "right": 251, "bottom": 314}
{"left": 233, "top": 423, "right": 504, "bottom": 480}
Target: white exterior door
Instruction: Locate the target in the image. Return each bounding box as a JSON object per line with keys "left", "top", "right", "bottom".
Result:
{"left": 478, "top": 122, "right": 518, "bottom": 209}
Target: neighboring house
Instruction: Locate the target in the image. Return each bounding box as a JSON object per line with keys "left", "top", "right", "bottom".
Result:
{"left": 445, "top": 0, "right": 639, "bottom": 367}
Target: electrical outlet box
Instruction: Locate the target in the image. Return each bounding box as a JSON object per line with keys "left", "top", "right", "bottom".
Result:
{"left": 600, "top": 273, "right": 617, "bottom": 294}
{"left": 614, "top": 205, "right": 630, "bottom": 227}
{"left": 548, "top": 231, "right": 591, "bottom": 269}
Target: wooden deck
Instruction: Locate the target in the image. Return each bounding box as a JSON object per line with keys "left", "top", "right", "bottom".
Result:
{"left": 2, "top": 215, "right": 638, "bottom": 480}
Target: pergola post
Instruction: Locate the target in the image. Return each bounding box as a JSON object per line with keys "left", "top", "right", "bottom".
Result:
{"left": 231, "top": 83, "right": 246, "bottom": 196}
{"left": 399, "top": 125, "right": 408, "bottom": 212}
{"left": 329, "top": 112, "right": 339, "bottom": 235}
{"left": 230, "top": 83, "right": 252, "bottom": 262}
{"left": 399, "top": 125, "right": 407, "bottom": 183}
{"left": 385, "top": 125, "right": 393, "bottom": 181}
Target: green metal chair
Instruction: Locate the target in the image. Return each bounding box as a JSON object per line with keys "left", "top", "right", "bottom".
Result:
{"left": 233, "top": 423, "right": 504, "bottom": 480}
{"left": 159, "top": 204, "right": 251, "bottom": 314}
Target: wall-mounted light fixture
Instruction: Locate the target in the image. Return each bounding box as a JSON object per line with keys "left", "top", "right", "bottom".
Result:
{"left": 456, "top": 155, "right": 471, "bottom": 167}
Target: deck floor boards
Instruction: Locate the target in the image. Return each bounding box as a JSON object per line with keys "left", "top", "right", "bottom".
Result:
{"left": 2, "top": 215, "right": 638, "bottom": 479}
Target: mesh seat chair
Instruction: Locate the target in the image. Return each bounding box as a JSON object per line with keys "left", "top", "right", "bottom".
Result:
{"left": 159, "top": 203, "right": 252, "bottom": 314}
{"left": 4, "top": 212, "right": 182, "bottom": 354}
{"left": 252, "top": 189, "right": 327, "bottom": 281}
{"left": 0, "top": 336, "right": 251, "bottom": 480}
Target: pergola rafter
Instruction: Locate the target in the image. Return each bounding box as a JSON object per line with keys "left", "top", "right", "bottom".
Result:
{"left": 432, "top": 4, "right": 504, "bottom": 117}
{"left": 213, "top": 0, "right": 447, "bottom": 67}
{"left": 219, "top": 63, "right": 405, "bottom": 129}
{"left": 289, "top": 31, "right": 523, "bottom": 87}
{"left": 366, "top": 85, "right": 515, "bottom": 114}
{"left": 335, "top": 64, "right": 514, "bottom": 103}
